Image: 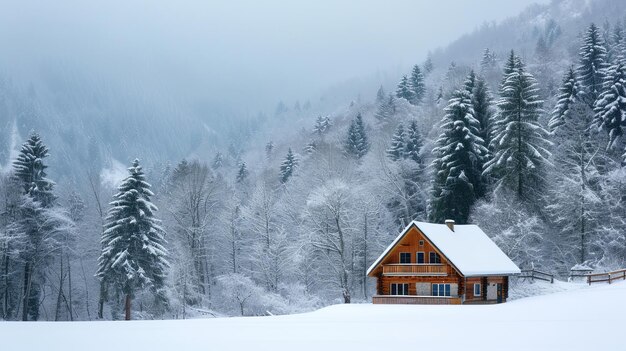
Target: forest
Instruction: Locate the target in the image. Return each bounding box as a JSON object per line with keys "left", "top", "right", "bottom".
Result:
{"left": 1, "top": 0, "right": 626, "bottom": 320}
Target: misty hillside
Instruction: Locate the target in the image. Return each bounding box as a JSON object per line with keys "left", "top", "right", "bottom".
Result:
{"left": 1, "top": 0, "right": 626, "bottom": 322}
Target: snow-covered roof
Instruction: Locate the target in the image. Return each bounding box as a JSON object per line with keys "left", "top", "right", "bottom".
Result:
{"left": 367, "top": 221, "right": 521, "bottom": 277}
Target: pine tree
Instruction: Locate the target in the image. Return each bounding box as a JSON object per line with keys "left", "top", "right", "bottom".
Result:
{"left": 430, "top": 87, "right": 487, "bottom": 224}
{"left": 404, "top": 120, "right": 423, "bottom": 165}
{"left": 236, "top": 162, "right": 248, "bottom": 183}
{"left": 265, "top": 141, "right": 274, "bottom": 159}
{"left": 423, "top": 55, "right": 434, "bottom": 75}
{"left": 386, "top": 124, "right": 406, "bottom": 161}
{"left": 472, "top": 75, "right": 495, "bottom": 153}
{"left": 500, "top": 50, "right": 519, "bottom": 90}
{"left": 594, "top": 62, "right": 626, "bottom": 152}
{"left": 436, "top": 86, "right": 444, "bottom": 106}
{"left": 395, "top": 75, "right": 414, "bottom": 102}
{"left": 13, "top": 133, "right": 55, "bottom": 207}
{"left": 485, "top": 57, "right": 551, "bottom": 200}
{"left": 375, "top": 94, "right": 396, "bottom": 122}
{"left": 409, "top": 64, "right": 425, "bottom": 105}
{"left": 376, "top": 85, "right": 386, "bottom": 103}
{"left": 12, "top": 133, "right": 58, "bottom": 320}
{"left": 344, "top": 113, "right": 370, "bottom": 159}
{"left": 480, "top": 48, "right": 496, "bottom": 74}
{"left": 279, "top": 148, "right": 298, "bottom": 183}
{"left": 313, "top": 115, "right": 331, "bottom": 136}
{"left": 96, "top": 159, "right": 169, "bottom": 320}
{"left": 212, "top": 152, "right": 224, "bottom": 170}
{"left": 577, "top": 23, "right": 609, "bottom": 106}
{"left": 549, "top": 67, "right": 582, "bottom": 132}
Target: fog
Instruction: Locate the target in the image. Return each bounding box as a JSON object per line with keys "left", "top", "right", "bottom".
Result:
{"left": 0, "top": 0, "right": 548, "bottom": 116}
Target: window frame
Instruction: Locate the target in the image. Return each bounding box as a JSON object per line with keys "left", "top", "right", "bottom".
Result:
{"left": 416, "top": 251, "right": 425, "bottom": 264}
{"left": 432, "top": 283, "right": 451, "bottom": 297}
{"left": 399, "top": 252, "right": 411, "bottom": 264}
{"left": 391, "top": 283, "right": 409, "bottom": 296}
{"left": 429, "top": 251, "right": 441, "bottom": 264}
{"left": 474, "top": 283, "right": 481, "bottom": 297}
{"left": 419, "top": 240, "right": 424, "bottom": 246}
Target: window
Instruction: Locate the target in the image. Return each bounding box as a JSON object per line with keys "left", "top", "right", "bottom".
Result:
{"left": 391, "top": 283, "right": 409, "bottom": 295}
{"left": 429, "top": 252, "right": 441, "bottom": 263}
{"left": 432, "top": 283, "right": 451, "bottom": 297}
{"left": 474, "top": 283, "right": 481, "bottom": 297}
{"left": 417, "top": 252, "right": 425, "bottom": 264}
{"left": 419, "top": 240, "right": 424, "bottom": 246}
{"left": 399, "top": 252, "right": 411, "bottom": 263}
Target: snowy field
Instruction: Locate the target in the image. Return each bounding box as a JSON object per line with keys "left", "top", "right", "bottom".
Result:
{"left": 1, "top": 281, "right": 624, "bottom": 351}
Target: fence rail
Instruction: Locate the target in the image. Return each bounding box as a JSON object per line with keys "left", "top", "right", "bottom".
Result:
{"left": 372, "top": 295, "right": 461, "bottom": 305}
{"left": 586, "top": 269, "right": 626, "bottom": 285}
{"left": 519, "top": 269, "right": 554, "bottom": 283}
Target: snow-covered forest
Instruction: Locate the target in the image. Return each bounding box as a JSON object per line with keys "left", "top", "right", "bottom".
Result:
{"left": 1, "top": 0, "right": 626, "bottom": 321}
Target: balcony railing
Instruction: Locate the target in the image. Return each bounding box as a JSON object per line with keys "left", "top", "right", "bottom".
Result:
{"left": 382, "top": 264, "right": 447, "bottom": 276}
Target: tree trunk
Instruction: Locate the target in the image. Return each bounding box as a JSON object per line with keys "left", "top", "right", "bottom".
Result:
{"left": 125, "top": 293, "right": 131, "bottom": 321}
{"left": 67, "top": 254, "right": 73, "bottom": 321}
{"left": 21, "top": 261, "right": 32, "bottom": 321}
{"left": 55, "top": 257, "right": 65, "bottom": 321}
{"left": 97, "top": 282, "right": 105, "bottom": 319}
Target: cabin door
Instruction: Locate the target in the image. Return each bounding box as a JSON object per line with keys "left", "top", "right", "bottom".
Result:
{"left": 496, "top": 284, "right": 502, "bottom": 303}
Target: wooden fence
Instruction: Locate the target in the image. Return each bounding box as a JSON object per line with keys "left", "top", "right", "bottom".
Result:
{"left": 586, "top": 269, "right": 626, "bottom": 285}
{"left": 519, "top": 269, "right": 554, "bottom": 283}
{"left": 372, "top": 295, "right": 462, "bottom": 305}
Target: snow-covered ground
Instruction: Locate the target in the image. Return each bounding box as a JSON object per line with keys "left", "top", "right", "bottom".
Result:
{"left": 1, "top": 281, "right": 624, "bottom": 351}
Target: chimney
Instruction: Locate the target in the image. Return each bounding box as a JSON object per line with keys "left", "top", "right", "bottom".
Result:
{"left": 445, "top": 219, "right": 455, "bottom": 232}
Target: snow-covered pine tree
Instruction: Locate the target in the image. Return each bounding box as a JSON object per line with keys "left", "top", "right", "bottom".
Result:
{"left": 549, "top": 66, "right": 582, "bottom": 132}
{"left": 436, "top": 86, "right": 444, "bottom": 106}
{"left": 500, "top": 50, "right": 519, "bottom": 90}
{"left": 313, "top": 115, "right": 331, "bottom": 137}
{"left": 430, "top": 86, "right": 487, "bottom": 224}
{"left": 409, "top": 64, "right": 425, "bottom": 105}
{"left": 376, "top": 85, "right": 385, "bottom": 103}
{"left": 404, "top": 120, "right": 423, "bottom": 165}
{"left": 96, "top": 159, "right": 169, "bottom": 320}
{"left": 12, "top": 133, "right": 60, "bottom": 320}
{"left": 13, "top": 133, "right": 56, "bottom": 207}
{"left": 236, "top": 162, "right": 248, "bottom": 183}
{"left": 546, "top": 66, "right": 601, "bottom": 267}
{"left": 594, "top": 61, "right": 626, "bottom": 154}
{"left": 395, "top": 75, "right": 414, "bottom": 102}
{"left": 344, "top": 113, "right": 370, "bottom": 159}
{"left": 577, "top": 23, "right": 609, "bottom": 106}
{"left": 472, "top": 74, "right": 495, "bottom": 155}
{"left": 386, "top": 124, "right": 406, "bottom": 161}
{"left": 212, "top": 152, "right": 224, "bottom": 170}
{"left": 375, "top": 94, "right": 396, "bottom": 123}
{"left": 485, "top": 57, "right": 551, "bottom": 201}
{"left": 279, "top": 148, "right": 298, "bottom": 183}
{"left": 423, "top": 55, "right": 434, "bottom": 75}
{"left": 265, "top": 141, "right": 274, "bottom": 159}
{"left": 609, "top": 21, "right": 625, "bottom": 64}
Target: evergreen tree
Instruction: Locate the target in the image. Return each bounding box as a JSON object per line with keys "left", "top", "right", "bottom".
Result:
{"left": 423, "top": 55, "right": 434, "bottom": 75}
{"left": 386, "top": 124, "right": 405, "bottom": 161}
{"left": 12, "top": 133, "right": 59, "bottom": 320}
{"left": 313, "top": 115, "right": 331, "bottom": 136}
{"left": 96, "top": 159, "right": 169, "bottom": 320}
{"left": 409, "top": 64, "right": 425, "bottom": 105}
{"left": 13, "top": 133, "right": 55, "bottom": 207}
{"left": 549, "top": 67, "right": 582, "bottom": 132}
{"left": 436, "top": 86, "right": 444, "bottom": 106}
{"left": 376, "top": 85, "right": 385, "bottom": 103}
{"left": 404, "top": 120, "right": 423, "bottom": 165}
{"left": 236, "top": 162, "right": 248, "bottom": 183}
{"left": 485, "top": 57, "right": 551, "bottom": 201}
{"left": 472, "top": 75, "right": 495, "bottom": 153}
{"left": 279, "top": 148, "right": 298, "bottom": 183}
{"left": 212, "top": 152, "right": 224, "bottom": 170}
{"left": 500, "top": 50, "right": 519, "bottom": 90}
{"left": 265, "top": 142, "right": 274, "bottom": 159}
{"left": 577, "top": 23, "right": 609, "bottom": 106}
{"left": 594, "top": 62, "right": 626, "bottom": 153}
{"left": 430, "top": 88, "right": 487, "bottom": 223}
{"left": 344, "top": 113, "right": 370, "bottom": 159}
{"left": 375, "top": 94, "right": 396, "bottom": 122}
{"left": 395, "top": 75, "right": 414, "bottom": 102}
{"left": 480, "top": 48, "right": 496, "bottom": 74}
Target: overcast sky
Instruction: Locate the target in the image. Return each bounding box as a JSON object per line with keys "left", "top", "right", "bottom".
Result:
{"left": 0, "top": 0, "right": 550, "bottom": 114}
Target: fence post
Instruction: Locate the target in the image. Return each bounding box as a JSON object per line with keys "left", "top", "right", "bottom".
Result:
{"left": 608, "top": 273, "right": 612, "bottom": 284}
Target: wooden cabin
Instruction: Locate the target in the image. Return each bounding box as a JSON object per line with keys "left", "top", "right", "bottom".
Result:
{"left": 367, "top": 220, "right": 520, "bottom": 304}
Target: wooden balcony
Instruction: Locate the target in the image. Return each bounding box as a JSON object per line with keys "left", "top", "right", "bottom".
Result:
{"left": 382, "top": 264, "right": 447, "bottom": 276}
{"left": 372, "top": 295, "right": 461, "bottom": 305}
